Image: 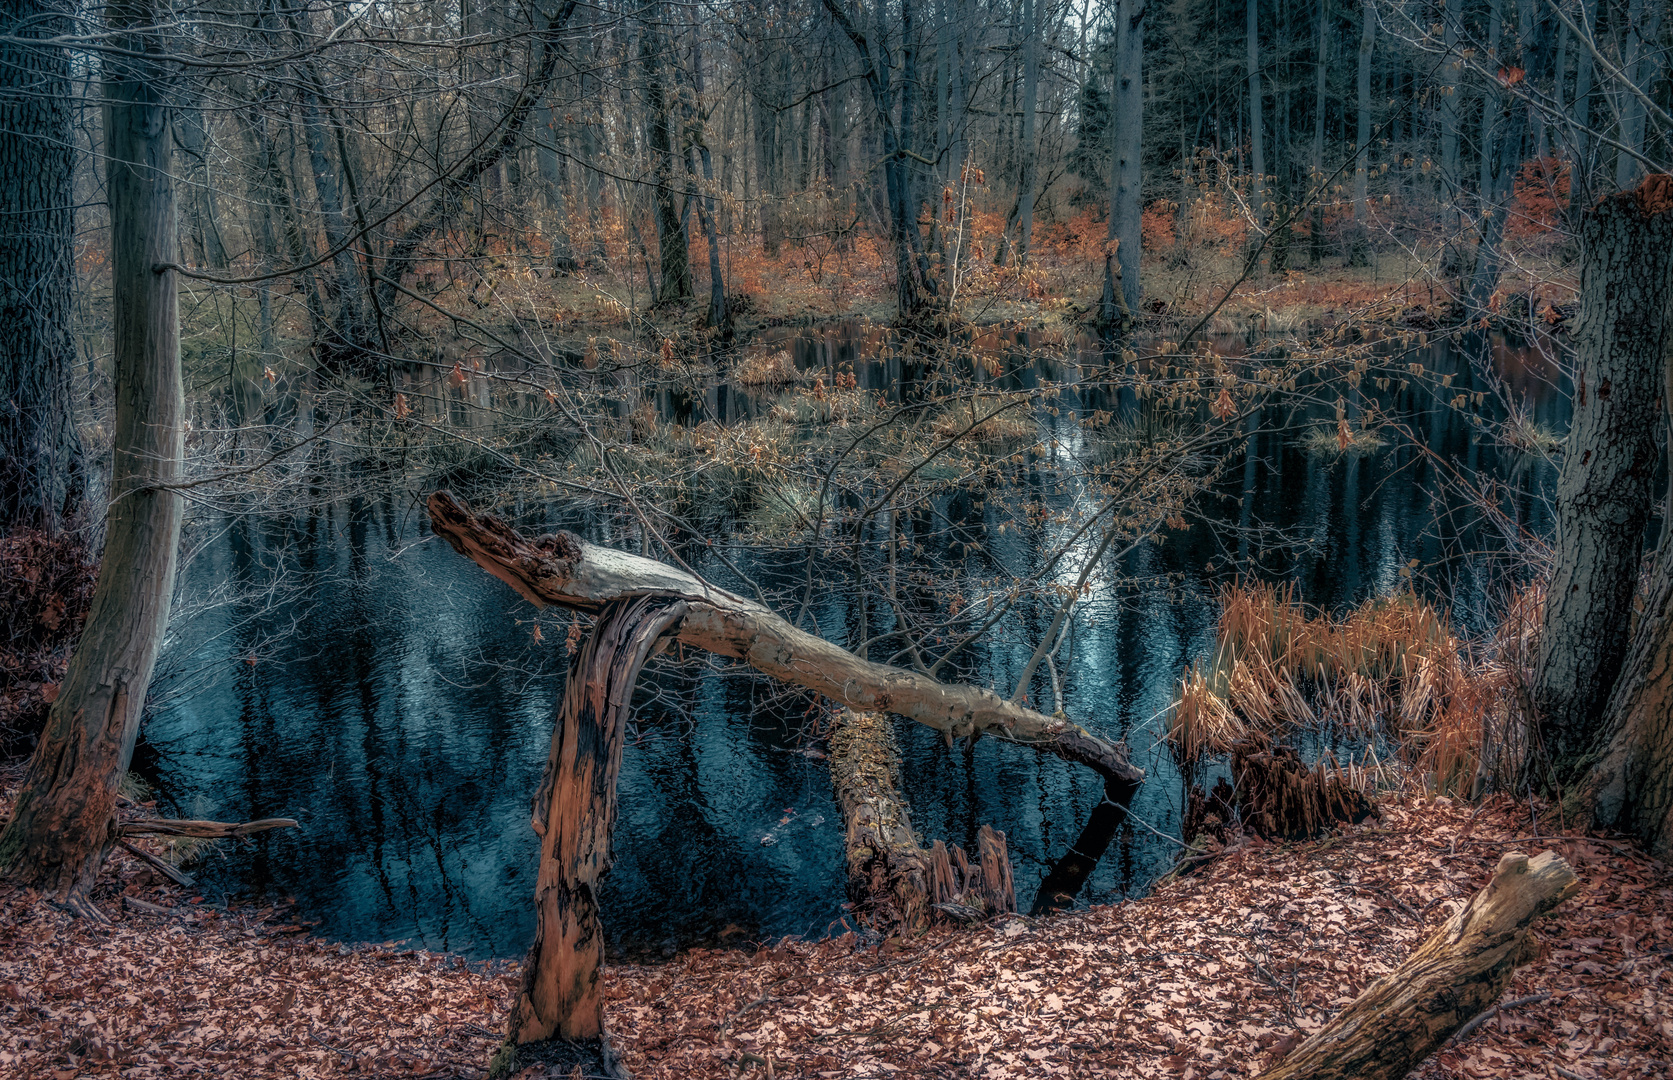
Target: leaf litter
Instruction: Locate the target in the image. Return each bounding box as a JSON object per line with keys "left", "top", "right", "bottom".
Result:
{"left": 1, "top": 784, "right": 1668, "bottom": 1079}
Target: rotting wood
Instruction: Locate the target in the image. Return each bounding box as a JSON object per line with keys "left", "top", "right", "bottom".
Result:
{"left": 507, "top": 593, "right": 685, "bottom": 1067}
{"left": 427, "top": 492, "right": 1142, "bottom": 789}
{"left": 1256, "top": 850, "right": 1578, "bottom": 1080}
{"left": 828, "top": 710, "right": 1015, "bottom": 933}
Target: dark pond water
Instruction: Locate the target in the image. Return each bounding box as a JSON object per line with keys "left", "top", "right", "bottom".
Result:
{"left": 137, "top": 322, "right": 1568, "bottom": 961}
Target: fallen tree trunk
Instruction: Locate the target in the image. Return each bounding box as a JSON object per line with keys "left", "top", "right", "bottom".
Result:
{"left": 1256, "top": 850, "right": 1578, "bottom": 1080}
{"left": 427, "top": 492, "right": 1141, "bottom": 789}
{"left": 829, "top": 710, "right": 1014, "bottom": 933}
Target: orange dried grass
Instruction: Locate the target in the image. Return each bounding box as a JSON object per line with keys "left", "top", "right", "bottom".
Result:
{"left": 1167, "top": 582, "right": 1543, "bottom": 796}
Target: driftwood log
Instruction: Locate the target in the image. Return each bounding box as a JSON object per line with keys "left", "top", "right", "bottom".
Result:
{"left": 829, "top": 710, "right": 1014, "bottom": 932}
{"left": 1257, "top": 850, "right": 1579, "bottom": 1080}
{"left": 119, "top": 817, "right": 298, "bottom": 838}
{"left": 427, "top": 492, "right": 1141, "bottom": 787}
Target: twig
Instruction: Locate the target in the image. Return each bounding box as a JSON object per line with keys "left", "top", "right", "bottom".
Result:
{"left": 121, "top": 895, "right": 177, "bottom": 918}
{"left": 1448, "top": 991, "right": 1552, "bottom": 1045}
{"left": 117, "top": 839, "right": 194, "bottom": 887}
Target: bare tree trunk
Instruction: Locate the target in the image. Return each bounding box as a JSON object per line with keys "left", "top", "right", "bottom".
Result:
{"left": 1567, "top": 0, "right": 1598, "bottom": 212}
{"left": 822, "top": 0, "right": 937, "bottom": 318}
{"left": 689, "top": 28, "right": 728, "bottom": 331}
{"left": 0, "top": 0, "right": 183, "bottom": 915}
{"left": 1577, "top": 531, "right": 1673, "bottom": 858}
{"left": 1534, "top": 176, "right": 1673, "bottom": 788}
{"left": 508, "top": 596, "right": 687, "bottom": 1046}
{"left": 0, "top": 0, "right": 85, "bottom": 533}
{"left": 1439, "top": 0, "right": 1466, "bottom": 278}
{"left": 1614, "top": 0, "right": 1663, "bottom": 188}
{"left": 1247, "top": 0, "right": 1266, "bottom": 229}
{"left": 1104, "top": 0, "right": 1144, "bottom": 324}
{"left": 427, "top": 492, "right": 1143, "bottom": 786}
{"left": 1349, "top": 0, "right": 1374, "bottom": 264}
{"left": 1014, "top": 0, "right": 1042, "bottom": 265}
{"left": 643, "top": 8, "right": 692, "bottom": 306}
{"left": 1311, "top": 0, "right": 1325, "bottom": 267}
{"left": 1256, "top": 852, "right": 1577, "bottom": 1080}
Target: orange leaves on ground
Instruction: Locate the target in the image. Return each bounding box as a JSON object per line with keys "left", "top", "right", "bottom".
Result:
{"left": 1142, "top": 199, "right": 1178, "bottom": 249}
{"left": 1509, "top": 156, "right": 1571, "bottom": 239}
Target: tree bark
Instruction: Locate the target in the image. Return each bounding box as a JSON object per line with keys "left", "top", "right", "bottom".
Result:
{"left": 508, "top": 596, "right": 687, "bottom": 1046}
{"left": 0, "top": 0, "right": 86, "bottom": 533}
{"left": 643, "top": 9, "right": 693, "bottom": 306}
{"left": 688, "top": 27, "right": 728, "bottom": 331}
{"left": 1533, "top": 176, "right": 1673, "bottom": 787}
{"left": 1247, "top": 0, "right": 1266, "bottom": 229}
{"left": 1348, "top": 0, "right": 1373, "bottom": 264}
{"left": 1014, "top": 0, "right": 1042, "bottom": 265}
{"left": 426, "top": 492, "right": 1143, "bottom": 788}
{"left": 0, "top": 0, "right": 184, "bottom": 914}
{"left": 1256, "top": 851, "right": 1578, "bottom": 1080}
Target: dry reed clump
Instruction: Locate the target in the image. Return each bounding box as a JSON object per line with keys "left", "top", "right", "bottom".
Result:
{"left": 1167, "top": 581, "right": 1542, "bottom": 808}
{"left": 732, "top": 349, "right": 807, "bottom": 386}
{"left": 928, "top": 399, "right": 1036, "bottom": 442}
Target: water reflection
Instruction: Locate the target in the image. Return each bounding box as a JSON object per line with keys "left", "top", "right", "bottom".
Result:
{"left": 140, "top": 323, "right": 1566, "bottom": 959}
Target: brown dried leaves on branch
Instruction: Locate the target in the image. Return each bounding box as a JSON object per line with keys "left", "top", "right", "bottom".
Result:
{"left": 0, "top": 796, "right": 1668, "bottom": 1079}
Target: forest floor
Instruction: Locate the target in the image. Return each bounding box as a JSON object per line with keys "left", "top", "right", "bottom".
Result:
{"left": 0, "top": 779, "right": 1667, "bottom": 1080}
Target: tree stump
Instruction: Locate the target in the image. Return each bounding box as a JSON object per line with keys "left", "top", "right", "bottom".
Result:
{"left": 829, "top": 710, "right": 1015, "bottom": 933}
{"left": 508, "top": 596, "right": 686, "bottom": 1055}
{"left": 1256, "top": 850, "right": 1578, "bottom": 1080}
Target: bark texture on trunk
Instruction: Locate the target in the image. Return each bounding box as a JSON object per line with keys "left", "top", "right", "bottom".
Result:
{"left": 1534, "top": 176, "right": 1673, "bottom": 785}
{"left": 0, "top": 0, "right": 85, "bottom": 533}
{"left": 0, "top": 0, "right": 183, "bottom": 912}
{"left": 1579, "top": 533, "right": 1673, "bottom": 859}
{"left": 510, "top": 595, "right": 687, "bottom": 1045}
{"left": 829, "top": 709, "right": 1015, "bottom": 933}
{"left": 426, "top": 492, "right": 1142, "bottom": 788}
{"left": 1257, "top": 851, "right": 1578, "bottom": 1080}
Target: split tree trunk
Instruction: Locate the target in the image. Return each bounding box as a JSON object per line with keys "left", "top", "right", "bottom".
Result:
{"left": 829, "top": 709, "right": 1015, "bottom": 933}
{"left": 427, "top": 493, "right": 1142, "bottom": 788}
{"left": 510, "top": 596, "right": 688, "bottom": 1046}
{"left": 1533, "top": 176, "right": 1673, "bottom": 787}
{"left": 0, "top": 0, "right": 183, "bottom": 912}
{"left": 1256, "top": 851, "right": 1577, "bottom": 1080}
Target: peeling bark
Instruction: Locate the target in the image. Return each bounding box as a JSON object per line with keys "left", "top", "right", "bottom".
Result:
{"left": 426, "top": 492, "right": 1143, "bottom": 789}
{"left": 1257, "top": 851, "right": 1578, "bottom": 1080}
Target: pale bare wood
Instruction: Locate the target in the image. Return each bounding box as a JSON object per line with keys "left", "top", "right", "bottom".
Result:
{"left": 119, "top": 817, "right": 299, "bottom": 838}
{"left": 427, "top": 492, "right": 1142, "bottom": 788}
{"left": 1257, "top": 850, "right": 1579, "bottom": 1080}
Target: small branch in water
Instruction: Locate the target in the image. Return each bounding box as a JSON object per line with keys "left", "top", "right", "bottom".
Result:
{"left": 120, "top": 817, "right": 299, "bottom": 838}
{"left": 117, "top": 839, "right": 194, "bottom": 887}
